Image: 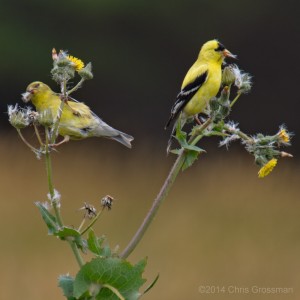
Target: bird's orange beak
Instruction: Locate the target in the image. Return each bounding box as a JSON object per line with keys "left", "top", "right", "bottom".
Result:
{"left": 223, "top": 49, "right": 237, "bottom": 59}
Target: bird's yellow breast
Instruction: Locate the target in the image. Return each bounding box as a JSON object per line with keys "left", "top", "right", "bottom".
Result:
{"left": 31, "top": 91, "right": 96, "bottom": 139}
{"left": 183, "top": 62, "right": 222, "bottom": 116}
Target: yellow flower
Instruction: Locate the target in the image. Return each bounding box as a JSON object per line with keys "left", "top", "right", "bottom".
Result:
{"left": 67, "top": 55, "right": 84, "bottom": 71}
{"left": 258, "top": 158, "right": 278, "bottom": 178}
{"left": 278, "top": 129, "right": 290, "bottom": 143}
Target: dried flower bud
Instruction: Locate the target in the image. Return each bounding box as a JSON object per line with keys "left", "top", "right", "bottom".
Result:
{"left": 79, "top": 202, "right": 97, "bottom": 219}
{"left": 219, "top": 104, "right": 230, "bottom": 117}
{"left": 52, "top": 48, "right": 58, "bottom": 61}
{"left": 101, "top": 195, "right": 114, "bottom": 210}
{"left": 47, "top": 189, "right": 61, "bottom": 207}
{"left": 78, "top": 62, "right": 93, "bottom": 80}
{"left": 280, "top": 151, "right": 293, "bottom": 158}
{"left": 222, "top": 66, "right": 236, "bottom": 86}
{"left": 37, "top": 109, "right": 54, "bottom": 127}
{"left": 209, "top": 97, "right": 219, "bottom": 111}
{"left": 258, "top": 158, "right": 277, "bottom": 178}
{"left": 8, "top": 104, "right": 31, "bottom": 129}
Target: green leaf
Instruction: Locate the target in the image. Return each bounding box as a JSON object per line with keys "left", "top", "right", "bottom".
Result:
{"left": 204, "top": 131, "right": 227, "bottom": 137}
{"left": 212, "top": 120, "right": 225, "bottom": 132}
{"left": 87, "top": 229, "right": 106, "bottom": 256}
{"left": 183, "top": 144, "right": 205, "bottom": 152}
{"left": 55, "top": 227, "right": 87, "bottom": 252}
{"left": 175, "top": 121, "right": 187, "bottom": 146}
{"left": 143, "top": 273, "right": 159, "bottom": 295}
{"left": 35, "top": 202, "right": 59, "bottom": 234}
{"left": 169, "top": 148, "right": 181, "bottom": 155}
{"left": 58, "top": 275, "right": 76, "bottom": 300}
{"left": 182, "top": 150, "right": 200, "bottom": 171}
{"left": 73, "top": 257, "right": 147, "bottom": 300}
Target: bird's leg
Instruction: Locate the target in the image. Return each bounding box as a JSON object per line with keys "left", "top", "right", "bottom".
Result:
{"left": 194, "top": 115, "right": 202, "bottom": 125}
{"left": 50, "top": 135, "right": 70, "bottom": 147}
{"left": 60, "top": 95, "right": 81, "bottom": 116}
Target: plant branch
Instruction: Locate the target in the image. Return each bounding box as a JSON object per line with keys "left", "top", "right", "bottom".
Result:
{"left": 80, "top": 207, "right": 105, "bottom": 236}
{"left": 16, "top": 129, "right": 39, "bottom": 153}
{"left": 230, "top": 92, "right": 242, "bottom": 108}
{"left": 121, "top": 149, "right": 186, "bottom": 259}
{"left": 67, "top": 78, "right": 85, "bottom": 95}
{"left": 33, "top": 124, "right": 44, "bottom": 146}
{"left": 45, "top": 127, "right": 64, "bottom": 227}
{"left": 121, "top": 119, "right": 212, "bottom": 259}
{"left": 223, "top": 124, "right": 252, "bottom": 142}
{"left": 45, "top": 126, "right": 85, "bottom": 267}
{"left": 50, "top": 80, "right": 67, "bottom": 144}
{"left": 67, "top": 240, "right": 85, "bottom": 267}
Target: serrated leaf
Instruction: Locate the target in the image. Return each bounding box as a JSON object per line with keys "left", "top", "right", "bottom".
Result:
{"left": 212, "top": 120, "right": 225, "bottom": 132}
{"left": 182, "top": 144, "right": 205, "bottom": 152}
{"left": 87, "top": 229, "right": 106, "bottom": 256}
{"left": 73, "top": 257, "right": 147, "bottom": 300}
{"left": 175, "top": 119, "right": 188, "bottom": 146}
{"left": 35, "top": 202, "right": 59, "bottom": 234}
{"left": 55, "top": 227, "right": 86, "bottom": 252}
{"left": 169, "top": 148, "right": 181, "bottom": 155}
{"left": 182, "top": 150, "right": 200, "bottom": 171}
{"left": 58, "top": 275, "right": 76, "bottom": 300}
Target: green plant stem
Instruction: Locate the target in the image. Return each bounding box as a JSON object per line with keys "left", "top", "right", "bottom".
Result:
{"left": 45, "top": 128, "right": 63, "bottom": 227}
{"left": 68, "top": 240, "right": 85, "bottom": 267}
{"left": 67, "top": 78, "right": 85, "bottom": 95}
{"left": 50, "top": 80, "right": 68, "bottom": 144}
{"left": 120, "top": 150, "right": 186, "bottom": 259}
{"left": 45, "top": 127, "right": 85, "bottom": 267}
{"left": 230, "top": 92, "right": 242, "bottom": 108}
{"left": 223, "top": 124, "right": 252, "bottom": 142}
{"left": 50, "top": 101, "right": 65, "bottom": 144}
{"left": 120, "top": 118, "right": 211, "bottom": 259}
{"left": 190, "top": 118, "right": 213, "bottom": 145}
{"left": 16, "top": 129, "right": 38, "bottom": 153}
{"left": 33, "top": 124, "right": 44, "bottom": 146}
{"left": 80, "top": 208, "right": 105, "bottom": 236}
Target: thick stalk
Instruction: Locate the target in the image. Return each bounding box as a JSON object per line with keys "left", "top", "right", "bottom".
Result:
{"left": 45, "top": 128, "right": 85, "bottom": 267}
{"left": 120, "top": 150, "right": 186, "bottom": 259}
{"left": 80, "top": 207, "right": 105, "bottom": 236}
{"left": 67, "top": 78, "right": 85, "bottom": 95}
{"left": 121, "top": 118, "right": 211, "bottom": 259}
{"left": 45, "top": 128, "right": 63, "bottom": 227}
{"left": 16, "top": 129, "right": 38, "bottom": 153}
{"left": 68, "top": 240, "right": 85, "bottom": 267}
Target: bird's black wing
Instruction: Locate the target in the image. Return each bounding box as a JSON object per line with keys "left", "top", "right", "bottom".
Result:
{"left": 165, "top": 71, "right": 208, "bottom": 129}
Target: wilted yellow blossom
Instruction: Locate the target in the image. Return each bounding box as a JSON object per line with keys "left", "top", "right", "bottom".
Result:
{"left": 258, "top": 158, "right": 278, "bottom": 178}
{"left": 67, "top": 55, "right": 84, "bottom": 71}
{"left": 278, "top": 129, "right": 290, "bottom": 143}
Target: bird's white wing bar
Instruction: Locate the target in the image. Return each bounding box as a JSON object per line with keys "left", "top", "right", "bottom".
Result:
{"left": 165, "top": 71, "right": 208, "bottom": 128}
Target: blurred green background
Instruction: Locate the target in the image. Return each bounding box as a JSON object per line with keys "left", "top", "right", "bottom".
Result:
{"left": 1, "top": 0, "right": 300, "bottom": 299}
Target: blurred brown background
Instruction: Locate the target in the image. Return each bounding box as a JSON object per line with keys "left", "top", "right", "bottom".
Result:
{"left": 1, "top": 0, "right": 300, "bottom": 299}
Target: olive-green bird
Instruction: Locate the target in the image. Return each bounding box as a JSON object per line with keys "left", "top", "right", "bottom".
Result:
{"left": 22, "top": 81, "right": 133, "bottom": 148}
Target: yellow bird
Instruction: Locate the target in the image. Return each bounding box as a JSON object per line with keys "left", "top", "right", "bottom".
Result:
{"left": 165, "top": 39, "right": 235, "bottom": 151}
{"left": 22, "top": 82, "right": 134, "bottom": 148}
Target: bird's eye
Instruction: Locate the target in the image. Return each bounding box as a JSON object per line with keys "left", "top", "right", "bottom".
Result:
{"left": 215, "top": 43, "right": 225, "bottom": 52}
{"left": 34, "top": 83, "right": 40, "bottom": 88}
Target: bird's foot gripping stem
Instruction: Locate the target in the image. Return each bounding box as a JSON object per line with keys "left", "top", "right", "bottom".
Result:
{"left": 49, "top": 135, "right": 70, "bottom": 147}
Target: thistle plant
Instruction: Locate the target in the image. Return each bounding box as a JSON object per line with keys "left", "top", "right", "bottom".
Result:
{"left": 8, "top": 50, "right": 293, "bottom": 299}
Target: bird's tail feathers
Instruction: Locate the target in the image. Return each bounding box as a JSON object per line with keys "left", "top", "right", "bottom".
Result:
{"left": 166, "top": 118, "right": 186, "bottom": 154}
{"left": 94, "top": 120, "right": 134, "bottom": 148}
{"left": 165, "top": 114, "right": 174, "bottom": 130}
{"left": 110, "top": 132, "right": 134, "bottom": 148}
